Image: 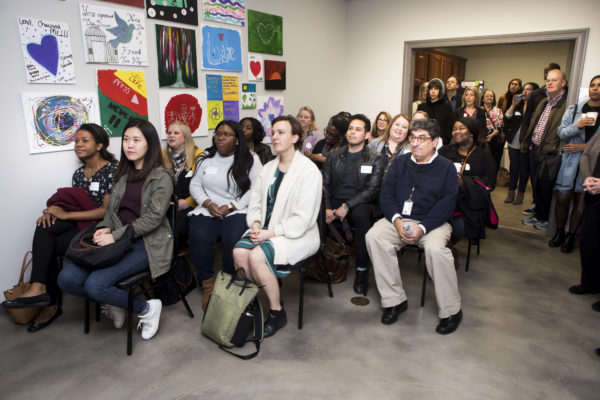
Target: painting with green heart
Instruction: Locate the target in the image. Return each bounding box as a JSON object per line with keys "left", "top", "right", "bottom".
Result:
{"left": 247, "top": 9, "right": 282, "bottom": 56}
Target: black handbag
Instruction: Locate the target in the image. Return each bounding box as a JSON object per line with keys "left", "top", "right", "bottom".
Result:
{"left": 153, "top": 256, "right": 197, "bottom": 305}
{"left": 66, "top": 224, "right": 134, "bottom": 270}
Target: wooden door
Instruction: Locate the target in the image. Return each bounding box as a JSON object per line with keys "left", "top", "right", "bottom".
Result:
{"left": 427, "top": 52, "right": 442, "bottom": 81}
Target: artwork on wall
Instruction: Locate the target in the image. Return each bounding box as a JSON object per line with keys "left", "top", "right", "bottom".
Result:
{"left": 96, "top": 69, "right": 148, "bottom": 137}
{"left": 461, "top": 80, "right": 484, "bottom": 91}
{"left": 257, "top": 95, "right": 283, "bottom": 142}
{"left": 247, "top": 9, "right": 282, "bottom": 56}
{"left": 203, "top": 0, "right": 245, "bottom": 26}
{"left": 156, "top": 25, "right": 198, "bottom": 88}
{"left": 21, "top": 92, "right": 99, "bottom": 154}
{"left": 264, "top": 60, "right": 286, "bottom": 90}
{"left": 100, "top": 0, "right": 144, "bottom": 7}
{"left": 18, "top": 17, "right": 75, "bottom": 84}
{"left": 159, "top": 91, "right": 208, "bottom": 138}
{"left": 201, "top": 26, "right": 242, "bottom": 72}
{"left": 79, "top": 3, "right": 148, "bottom": 66}
{"left": 241, "top": 83, "right": 256, "bottom": 109}
{"left": 146, "top": 0, "right": 198, "bottom": 25}
{"left": 247, "top": 54, "right": 263, "bottom": 81}
{"left": 206, "top": 74, "right": 239, "bottom": 129}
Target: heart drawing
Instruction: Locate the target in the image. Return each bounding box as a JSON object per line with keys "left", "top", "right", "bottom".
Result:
{"left": 218, "top": 33, "right": 224, "bottom": 41}
{"left": 257, "top": 23, "right": 278, "bottom": 46}
{"left": 26, "top": 34, "right": 59, "bottom": 76}
{"left": 250, "top": 61, "right": 261, "bottom": 78}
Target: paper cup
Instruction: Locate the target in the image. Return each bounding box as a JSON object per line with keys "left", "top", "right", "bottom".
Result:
{"left": 587, "top": 111, "right": 598, "bottom": 124}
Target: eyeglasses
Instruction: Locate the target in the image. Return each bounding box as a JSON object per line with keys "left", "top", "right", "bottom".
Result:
{"left": 377, "top": 118, "right": 388, "bottom": 123}
{"left": 214, "top": 131, "right": 236, "bottom": 138}
{"left": 408, "top": 135, "right": 432, "bottom": 143}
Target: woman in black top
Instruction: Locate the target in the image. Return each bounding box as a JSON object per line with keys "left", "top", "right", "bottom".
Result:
{"left": 417, "top": 78, "right": 454, "bottom": 145}
{"left": 307, "top": 112, "right": 349, "bottom": 168}
{"left": 240, "top": 117, "right": 275, "bottom": 165}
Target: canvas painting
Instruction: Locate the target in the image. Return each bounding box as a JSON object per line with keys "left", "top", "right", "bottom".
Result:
{"left": 264, "top": 60, "right": 286, "bottom": 90}
{"left": 159, "top": 91, "right": 208, "bottom": 138}
{"left": 79, "top": 3, "right": 148, "bottom": 66}
{"left": 18, "top": 17, "right": 75, "bottom": 84}
{"left": 247, "top": 54, "right": 263, "bottom": 81}
{"left": 97, "top": 69, "right": 148, "bottom": 137}
{"left": 100, "top": 0, "right": 144, "bottom": 7}
{"left": 257, "top": 95, "right": 283, "bottom": 142}
{"left": 201, "top": 26, "right": 242, "bottom": 72}
{"left": 146, "top": 0, "right": 198, "bottom": 25}
{"left": 206, "top": 74, "right": 239, "bottom": 129}
{"left": 156, "top": 25, "right": 198, "bottom": 88}
{"left": 203, "top": 0, "right": 245, "bottom": 26}
{"left": 241, "top": 83, "right": 256, "bottom": 109}
{"left": 247, "top": 9, "right": 282, "bottom": 55}
{"left": 21, "top": 92, "right": 99, "bottom": 154}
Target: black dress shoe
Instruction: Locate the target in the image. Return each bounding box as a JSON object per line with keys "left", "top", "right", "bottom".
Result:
{"left": 592, "top": 301, "right": 600, "bottom": 312}
{"left": 353, "top": 269, "right": 368, "bottom": 296}
{"left": 569, "top": 285, "right": 600, "bottom": 295}
{"left": 2, "top": 293, "right": 51, "bottom": 309}
{"left": 548, "top": 230, "right": 565, "bottom": 247}
{"left": 561, "top": 233, "right": 577, "bottom": 253}
{"left": 27, "top": 307, "right": 62, "bottom": 333}
{"left": 263, "top": 308, "right": 287, "bottom": 338}
{"left": 436, "top": 309, "right": 463, "bottom": 335}
{"left": 381, "top": 301, "right": 408, "bottom": 325}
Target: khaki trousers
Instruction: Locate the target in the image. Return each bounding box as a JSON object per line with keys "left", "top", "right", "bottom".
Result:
{"left": 366, "top": 218, "right": 461, "bottom": 318}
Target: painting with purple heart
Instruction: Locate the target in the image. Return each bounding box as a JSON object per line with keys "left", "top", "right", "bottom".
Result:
{"left": 18, "top": 17, "right": 75, "bottom": 84}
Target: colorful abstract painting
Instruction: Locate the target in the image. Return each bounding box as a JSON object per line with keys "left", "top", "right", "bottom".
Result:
{"left": 201, "top": 26, "right": 242, "bottom": 72}
{"left": 21, "top": 92, "right": 99, "bottom": 154}
{"left": 97, "top": 69, "right": 148, "bottom": 137}
{"left": 264, "top": 60, "right": 286, "bottom": 90}
{"left": 247, "top": 54, "right": 263, "bottom": 81}
{"left": 79, "top": 3, "right": 148, "bottom": 66}
{"left": 203, "top": 0, "right": 245, "bottom": 26}
{"left": 146, "top": 0, "right": 198, "bottom": 25}
{"left": 100, "top": 0, "right": 144, "bottom": 7}
{"left": 247, "top": 9, "right": 282, "bottom": 55}
{"left": 159, "top": 91, "right": 208, "bottom": 138}
{"left": 241, "top": 83, "right": 256, "bottom": 109}
{"left": 206, "top": 74, "right": 238, "bottom": 129}
{"left": 18, "top": 17, "right": 75, "bottom": 84}
{"left": 257, "top": 95, "right": 283, "bottom": 142}
{"left": 156, "top": 25, "right": 198, "bottom": 88}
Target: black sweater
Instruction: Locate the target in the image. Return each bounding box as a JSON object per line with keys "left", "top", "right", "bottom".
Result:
{"left": 418, "top": 100, "right": 455, "bottom": 145}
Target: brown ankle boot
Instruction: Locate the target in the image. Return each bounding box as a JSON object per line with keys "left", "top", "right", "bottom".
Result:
{"left": 512, "top": 191, "right": 524, "bottom": 205}
{"left": 201, "top": 277, "right": 215, "bottom": 311}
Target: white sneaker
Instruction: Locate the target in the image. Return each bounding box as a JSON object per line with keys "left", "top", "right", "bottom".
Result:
{"left": 137, "top": 299, "right": 162, "bottom": 340}
{"left": 101, "top": 304, "right": 125, "bottom": 329}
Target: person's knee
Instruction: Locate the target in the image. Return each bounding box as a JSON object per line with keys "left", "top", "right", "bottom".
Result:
{"left": 248, "top": 248, "right": 265, "bottom": 267}
{"left": 83, "top": 277, "right": 107, "bottom": 301}
{"left": 56, "top": 269, "right": 70, "bottom": 291}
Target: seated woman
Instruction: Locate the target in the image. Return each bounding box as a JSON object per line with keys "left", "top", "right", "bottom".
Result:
{"left": 240, "top": 117, "right": 274, "bottom": 165}
{"left": 163, "top": 120, "right": 203, "bottom": 249}
{"left": 58, "top": 118, "right": 173, "bottom": 340}
{"left": 296, "top": 106, "right": 324, "bottom": 155}
{"left": 439, "top": 117, "right": 496, "bottom": 242}
{"left": 2, "top": 124, "right": 116, "bottom": 332}
{"left": 233, "top": 115, "right": 322, "bottom": 338}
{"left": 188, "top": 121, "right": 261, "bottom": 310}
{"left": 369, "top": 113, "right": 411, "bottom": 173}
{"left": 454, "top": 86, "right": 487, "bottom": 139}
{"left": 370, "top": 111, "right": 392, "bottom": 141}
{"left": 306, "top": 112, "right": 349, "bottom": 167}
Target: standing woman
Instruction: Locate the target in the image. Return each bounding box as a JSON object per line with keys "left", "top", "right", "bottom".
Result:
{"left": 417, "top": 78, "right": 454, "bottom": 145}
{"left": 497, "top": 78, "right": 523, "bottom": 114}
{"left": 371, "top": 111, "right": 392, "bottom": 141}
{"left": 481, "top": 89, "right": 505, "bottom": 172}
{"left": 369, "top": 113, "right": 411, "bottom": 173}
{"left": 2, "top": 124, "right": 116, "bottom": 332}
{"left": 454, "top": 86, "right": 487, "bottom": 140}
{"left": 188, "top": 120, "right": 261, "bottom": 309}
{"left": 240, "top": 117, "right": 274, "bottom": 165}
{"left": 296, "top": 106, "right": 324, "bottom": 155}
{"left": 58, "top": 118, "right": 173, "bottom": 340}
{"left": 412, "top": 83, "right": 428, "bottom": 116}
{"left": 233, "top": 115, "right": 322, "bottom": 338}
{"left": 163, "top": 120, "right": 203, "bottom": 248}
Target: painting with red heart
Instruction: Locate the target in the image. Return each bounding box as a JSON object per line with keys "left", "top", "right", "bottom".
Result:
{"left": 247, "top": 54, "right": 263, "bottom": 81}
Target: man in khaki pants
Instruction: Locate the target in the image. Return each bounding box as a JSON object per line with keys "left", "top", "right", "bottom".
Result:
{"left": 366, "top": 118, "right": 462, "bottom": 335}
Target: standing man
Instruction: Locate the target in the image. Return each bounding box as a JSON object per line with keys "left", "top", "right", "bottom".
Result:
{"left": 366, "top": 119, "right": 462, "bottom": 334}
{"left": 324, "top": 114, "right": 385, "bottom": 295}
{"left": 446, "top": 75, "right": 463, "bottom": 113}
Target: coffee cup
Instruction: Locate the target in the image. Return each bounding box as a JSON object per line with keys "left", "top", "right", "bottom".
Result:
{"left": 587, "top": 111, "right": 598, "bottom": 124}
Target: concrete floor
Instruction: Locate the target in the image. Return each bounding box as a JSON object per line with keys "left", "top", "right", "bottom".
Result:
{"left": 2, "top": 225, "right": 600, "bottom": 400}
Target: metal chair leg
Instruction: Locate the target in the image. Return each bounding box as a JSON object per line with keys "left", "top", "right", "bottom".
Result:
{"left": 320, "top": 251, "right": 333, "bottom": 298}
{"left": 169, "top": 270, "right": 194, "bottom": 318}
{"left": 466, "top": 238, "right": 472, "bottom": 272}
{"left": 84, "top": 299, "right": 90, "bottom": 334}
{"left": 95, "top": 302, "right": 101, "bottom": 321}
{"left": 477, "top": 238, "right": 480, "bottom": 255}
{"left": 421, "top": 265, "right": 427, "bottom": 307}
{"left": 298, "top": 267, "right": 305, "bottom": 330}
{"left": 127, "top": 287, "right": 135, "bottom": 356}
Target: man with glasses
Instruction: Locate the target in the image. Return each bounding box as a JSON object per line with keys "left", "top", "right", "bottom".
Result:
{"left": 324, "top": 114, "right": 385, "bottom": 295}
{"left": 366, "top": 119, "right": 462, "bottom": 334}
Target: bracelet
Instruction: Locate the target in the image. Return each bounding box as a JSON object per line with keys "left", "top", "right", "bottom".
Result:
{"left": 206, "top": 201, "right": 214, "bottom": 208}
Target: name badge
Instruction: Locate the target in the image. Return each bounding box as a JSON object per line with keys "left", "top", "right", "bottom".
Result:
{"left": 361, "top": 165, "right": 373, "bottom": 174}
{"left": 515, "top": 112, "right": 522, "bottom": 116}
{"left": 305, "top": 142, "right": 312, "bottom": 149}
{"left": 402, "top": 200, "right": 413, "bottom": 216}
{"left": 453, "top": 162, "right": 470, "bottom": 173}
{"left": 206, "top": 167, "right": 217, "bottom": 175}
{"left": 89, "top": 182, "right": 99, "bottom": 191}
{"left": 185, "top": 170, "right": 193, "bottom": 178}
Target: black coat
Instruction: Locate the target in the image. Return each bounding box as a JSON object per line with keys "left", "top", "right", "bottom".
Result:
{"left": 417, "top": 99, "right": 455, "bottom": 145}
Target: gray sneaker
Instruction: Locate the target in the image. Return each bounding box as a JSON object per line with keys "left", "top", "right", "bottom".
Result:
{"left": 534, "top": 220, "right": 549, "bottom": 230}
{"left": 522, "top": 216, "right": 538, "bottom": 225}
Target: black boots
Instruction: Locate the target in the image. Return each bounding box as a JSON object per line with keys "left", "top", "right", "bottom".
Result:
{"left": 548, "top": 230, "right": 565, "bottom": 247}
{"left": 561, "top": 233, "right": 577, "bottom": 253}
{"left": 263, "top": 307, "right": 287, "bottom": 338}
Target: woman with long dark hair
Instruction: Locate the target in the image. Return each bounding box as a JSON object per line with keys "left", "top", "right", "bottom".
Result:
{"left": 417, "top": 78, "right": 454, "bottom": 145}
{"left": 188, "top": 120, "right": 261, "bottom": 309}
{"left": 2, "top": 123, "right": 117, "bottom": 332}
{"left": 240, "top": 116, "right": 274, "bottom": 165}
{"left": 58, "top": 118, "right": 173, "bottom": 341}
{"left": 497, "top": 78, "right": 523, "bottom": 114}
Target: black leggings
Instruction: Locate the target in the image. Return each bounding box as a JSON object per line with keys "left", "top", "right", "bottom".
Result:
{"left": 30, "top": 219, "right": 78, "bottom": 304}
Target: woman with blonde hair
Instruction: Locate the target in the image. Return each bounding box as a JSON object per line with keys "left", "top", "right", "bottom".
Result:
{"left": 369, "top": 114, "right": 411, "bottom": 173}
{"left": 371, "top": 111, "right": 392, "bottom": 141}
{"left": 297, "top": 106, "right": 323, "bottom": 155}
{"left": 412, "top": 82, "right": 428, "bottom": 115}
{"left": 454, "top": 86, "right": 487, "bottom": 140}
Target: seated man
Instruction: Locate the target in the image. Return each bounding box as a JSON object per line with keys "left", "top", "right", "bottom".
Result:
{"left": 323, "top": 114, "right": 385, "bottom": 295}
{"left": 366, "top": 118, "right": 462, "bottom": 334}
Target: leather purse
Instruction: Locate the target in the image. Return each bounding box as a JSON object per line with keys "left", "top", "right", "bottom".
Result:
{"left": 66, "top": 224, "right": 134, "bottom": 270}
{"left": 3, "top": 252, "right": 40, "bottom": 324}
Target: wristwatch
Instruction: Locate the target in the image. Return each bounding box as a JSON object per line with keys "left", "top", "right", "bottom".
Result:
{"left": 342, "top": 203, "right": 349, "bottom": 211}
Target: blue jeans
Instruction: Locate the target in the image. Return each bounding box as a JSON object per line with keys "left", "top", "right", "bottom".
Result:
{"left": 58, "top": 239, "right": 149, "bottom": 314}
{"left": 189, "top": 213, "right": 247, "bottom": 280}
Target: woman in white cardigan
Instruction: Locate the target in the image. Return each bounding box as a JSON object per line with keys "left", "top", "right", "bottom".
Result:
{"left": 233, "top": 115, "right": 322, "bottom": 338}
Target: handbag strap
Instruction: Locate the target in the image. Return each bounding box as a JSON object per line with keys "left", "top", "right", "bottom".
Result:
{"left": 218, "top": 299, "right": 263, "bottom": 360}
{"left": 18, "top": 251, "right": 33, "bottom": 285}
{"left": 459, "top": 145, "right": 478, "bottom": 175}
